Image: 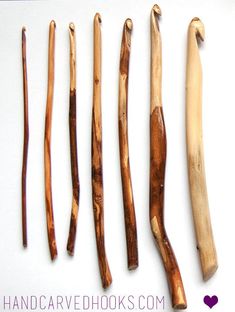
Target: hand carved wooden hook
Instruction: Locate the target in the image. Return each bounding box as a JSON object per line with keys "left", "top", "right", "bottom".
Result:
{"left": 21, "top": 27, "right": 29, "bottom": 248}
{"left": 118, "top": 18, "right": 138, "bottom": 270}
{"left": 150, "top": 5, "right": 187, "bottom": 309}
{"left": 44, "top": 20, "right": 57, "bottom": 261}
{"left": 92, "top": 13, "right": 112, "bottom": 289}
{"left": 186, "top": 17, "right": 218, "bottom": 281}
{"left": 67, "top": 23, "right": 80, "bottom": 256}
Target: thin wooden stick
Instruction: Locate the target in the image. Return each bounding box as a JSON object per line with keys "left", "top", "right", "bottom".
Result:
{"left": 118, "top": 19, "right": 138, "bottom": 270}
{"left": 92, "top": 13, "right": 112, "bottom": 289}
{"left": 150, "top": 5, "right": 187, "bottom": 309}
{"left": 21, "top": 27, "right": 29, "bottom": 248}
{"left": 67, "top": 23, "right": 80, "bottom": 256}
{"left": 186, "top": 17, "right": 218, "bottom": 281}
{"left": 44, "top": 20, "right": 57, "bottom": 261}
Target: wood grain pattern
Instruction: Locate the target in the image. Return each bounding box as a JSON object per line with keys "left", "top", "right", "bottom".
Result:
{"left": 67, "top": 23, "right": 80, "bottom": 256}
{"left": 21, "top": 27, "right": 29, "bottom": 248}
{"left": 44, "top": 20, "right": 57, "bottom": 261}
{"left": 186, "top": 17, "right": 218, "bottom": 281}
{"left": 150, "top": 5, "right": 187, "bottom": 309}
{"left": 118, "top": 19, "right": 138, "bottom": 270}
{"left": 92, "top": 13, "right": 112, "bottom": 289}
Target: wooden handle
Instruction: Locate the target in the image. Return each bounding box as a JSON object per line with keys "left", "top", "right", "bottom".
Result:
{"left": 21, "top": 27, "right": 29, "bottom": 248}
{"left": 67, "top": 23, "right": 80, "bottom": 256}
{"left": 118, "top": 19, "right": 138, "bottom": 270}
{"left": 44, "top": 20, "right": 57, "bottom": 261}
{"left": 150, "top": 5, "right": 187, "bottom": 309}
{"left": 186, "top": 17, "right": 218, "bottom": 281}
{"left": 92, "top": 13, "right": 112, "bottom": 289}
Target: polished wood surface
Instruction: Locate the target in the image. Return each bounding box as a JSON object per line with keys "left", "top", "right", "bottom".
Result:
{"left": 118, "top": 18, "right": 138, "bottom": 270}
{"left": 44, "top": 20, "right": 57, "bottom": 261}
{"left": 67, "top": 23, "right": 80, "bottom": 256}
{"left": 21, "top": 27, "right": 29, "bottom": 248}
{"left": 150, "top": 5, "right": 187, "bottom": 309}
{"left": 186, "top": 17, "right": 218, "bottom": 281}
{"left": 92, "top": 13, "right": 112, "bottom": 289}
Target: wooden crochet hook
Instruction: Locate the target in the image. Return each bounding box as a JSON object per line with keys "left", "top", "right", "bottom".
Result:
{"left": 118, "top": 19, "right": 138, "bottom": 270}
{"left": 67, "top": 23, "right": 80, "bottom": 256}
{"left": 186, "top": 17, "right": 218, "bottom": 281}
{"left": 44, "top": 20, "right": 57, "bottom": 260}
{"left": 150, "top": 5, "right": 187, "bottom": 309}
{"left": 21, "top": 27, "right": 29, "bottom": 248}
{"left": 92, "top": 13, "right": 112, "bottom": 289}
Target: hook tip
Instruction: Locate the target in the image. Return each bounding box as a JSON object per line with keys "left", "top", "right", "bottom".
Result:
{"left": 50, "top": 20, "right": 56, "bottom": 28}
{"left": 69, "top": 22, "right": 75, "bottom": 31}
{"left": 190, "top": 17, "right": 204, "bottom": 41}
{"left": 95, "top": 13, "right": 102, "bottom": 24}
{"left": 125, "top": 18, "right": 133, "bottom": 31}
{"left": 152, "top": 4, "right": 161, "bottom": 16}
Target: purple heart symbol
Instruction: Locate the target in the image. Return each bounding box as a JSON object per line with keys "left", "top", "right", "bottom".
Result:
{"left": 203, "top": 295, "right": 218, "bottom": 309}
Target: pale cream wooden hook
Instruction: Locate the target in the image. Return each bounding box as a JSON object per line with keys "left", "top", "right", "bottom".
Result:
{"left": 186, "top": 17, "right": 218, "bottom": 281}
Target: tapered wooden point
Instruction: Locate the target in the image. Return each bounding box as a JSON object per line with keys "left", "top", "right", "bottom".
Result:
{"left": 128, "top": 263, "right": 138, "bottom": 270}
{"left": 174, "top": 303, "right": 187, "bottom": 310}
{"left": 51, "top": 254, "right": 57, "bottom": 261}
{"left": 102, "top": 275, "right": 112, "bottom": 289}
{"left": 67, "top": 250, "right": 74, "bottom": 257}
{"left": 203, "top": 263, "right": 218, "bottom": 281}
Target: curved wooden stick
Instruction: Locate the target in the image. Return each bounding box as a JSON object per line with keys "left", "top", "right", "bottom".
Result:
{"left": 118, "top": 19, "right": 138, "bottom": 270}
{"left": 44, "top": 20, "right": 57, "bottom": 261}
{"left": 92, "top": 13, "right": 112, "bottom": 289}
{"left": 150, "top": 5, "right": 187, "bottom": 309}
{"left": 186, "top": 18, "right": 218, "bottom": 281}
{"left": 22, "top": 27, "right": 29, "bottom": 248}
{"left": 67, "top": 23, "right": 80, "bottom": 256}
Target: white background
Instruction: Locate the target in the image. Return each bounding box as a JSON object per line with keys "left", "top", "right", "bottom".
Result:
{"left": 0, "top": 0, "right": 234, "bottom": 311}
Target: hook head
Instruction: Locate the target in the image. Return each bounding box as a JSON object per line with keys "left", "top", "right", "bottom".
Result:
{"left": 152, "top": 4, "right": 161, "bottom": 16}
{"left": 190, "top": 17, "right": 204, "bottom": 41}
